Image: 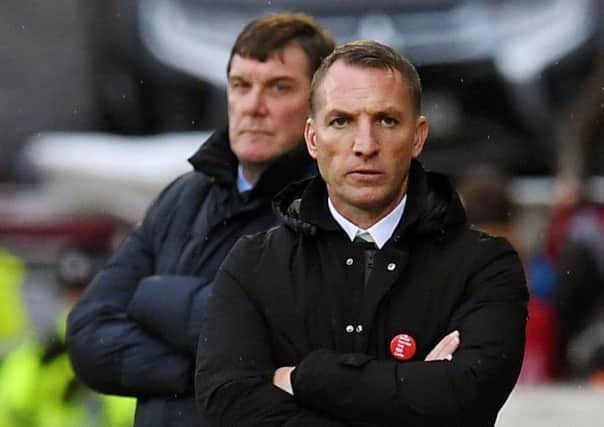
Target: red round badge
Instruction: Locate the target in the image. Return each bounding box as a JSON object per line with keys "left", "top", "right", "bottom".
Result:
{"left": 390, "top": 334, "right": 417, "bottom": 361}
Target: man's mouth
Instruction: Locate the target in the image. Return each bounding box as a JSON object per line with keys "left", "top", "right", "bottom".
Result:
{"left": 347, "top": 169, "right": 384, "bottom": 183}
{"left": 349, "top": 169, "right": 381, "bottom": 176}
{"left": 241, "top": 129, "right": 271, "bottom": 135}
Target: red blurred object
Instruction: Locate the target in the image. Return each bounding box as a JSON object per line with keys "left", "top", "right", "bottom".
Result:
{"left": 0, "top": 214, "right": 122, "bottom": 247}
{"left": 518, "top": 297, "right": 559, "bottom": 385}
{"left": 0, "top": 206, "right": 130, "bottom": 268}
{"left": 543, "top": 206, "right": 576, "bottom": 263}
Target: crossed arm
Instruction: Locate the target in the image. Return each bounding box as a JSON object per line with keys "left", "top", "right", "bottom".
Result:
{"left": 66, "top": 193, "right": 212, "bottom": 398}
{"left": 273, "top": 330, "right": 462, "bottom": 395}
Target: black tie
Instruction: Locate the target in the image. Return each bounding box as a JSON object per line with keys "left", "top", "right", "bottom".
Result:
{"left": 353, "top": 231, "right": 377, "bottom": 289}
{"left": 353, "top": 231, "right": 377, "bottom": 249}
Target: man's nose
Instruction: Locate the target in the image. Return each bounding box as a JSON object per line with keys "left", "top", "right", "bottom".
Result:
{"left": 242, "top": 87, "right": 268, "bottom": 115}
{"left": 353, "top": 121, "right": 379, "bottom": 156}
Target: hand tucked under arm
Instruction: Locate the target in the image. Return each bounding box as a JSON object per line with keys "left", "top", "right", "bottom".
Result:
{"left": 425, "top": 330, "right": 461, "bottom": 362}
{"left": 273, "top": 366, "right": 296, "bottom": 395}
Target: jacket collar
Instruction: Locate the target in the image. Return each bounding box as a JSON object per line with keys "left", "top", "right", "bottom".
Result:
{"left": 188, "top": 129, "right": 237, "bottom": 185}
{"left": 188, "top": 129, "right": 315, "bottom": 199}
{"left": 274, "top": 159, "right": 467, "bottom": 238}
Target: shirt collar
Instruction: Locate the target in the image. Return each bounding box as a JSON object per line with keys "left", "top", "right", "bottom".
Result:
{"left": 327, "top": 195, "right": 407, "bottom": 249}
{"left": 236, "top": 164, "right": 253, "bottom": 193}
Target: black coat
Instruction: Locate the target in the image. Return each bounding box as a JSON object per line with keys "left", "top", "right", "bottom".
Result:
{"left": 66, "top": 129, "right": 315, "bottom": 427}
{"left": 196, "top": 161, "right": 529, "bottom": 426}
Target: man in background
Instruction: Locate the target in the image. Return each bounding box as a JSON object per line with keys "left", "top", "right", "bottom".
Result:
{"left": 66, "top": 13, "right": 334, "bottom": 426}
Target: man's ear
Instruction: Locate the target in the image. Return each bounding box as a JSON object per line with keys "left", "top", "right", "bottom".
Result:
{"left": 412, "top": 115, "right": 429, "bottom": 158}
{"left": 304, "top": 118, "right": 319, "bottom": 160}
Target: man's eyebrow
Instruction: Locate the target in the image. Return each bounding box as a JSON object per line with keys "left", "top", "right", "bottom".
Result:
{"left": 375, "top": 107, "right": 403, "bottom": 116}
{"left": 266, "top": 76, "right": 298, "bottom": 84}
{"left": 228, "top": 75, "right": 247, "bottom": 82}
{"left": 228, "top": 74, "right": 298, "bottom": 84}
{"left": 324, "top": 109, "right": 352, "bottom": 117}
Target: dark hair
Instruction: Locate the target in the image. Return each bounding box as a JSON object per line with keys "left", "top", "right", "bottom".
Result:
{"left": 459, "top": 165, "right": 517, "bottom": 226}
{"left": 227, "top": 13, "right": 335, "bottom": 78}
{"left": 310, "top": 40, "right": 422, "bottom": 116}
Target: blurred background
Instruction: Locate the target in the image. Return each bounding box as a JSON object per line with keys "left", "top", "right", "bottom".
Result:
{"left": 1, "top": 0, "right": 603, "bottom": 425}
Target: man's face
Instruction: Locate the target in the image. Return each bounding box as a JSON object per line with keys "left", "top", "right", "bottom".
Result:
{"left": 305, "top": 60, "right": 428, "bottom": 225}
{"left": 228, "top": 43, "right": 311, "bottom": 179}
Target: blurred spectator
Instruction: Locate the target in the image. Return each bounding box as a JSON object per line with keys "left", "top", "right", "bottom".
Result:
{"left": 0, "top": 247, "right": 135, "bottom": 427}
{"left": 459, "top": 165, "right": 558, "bottom": 384}
{"left": 546, "top": 5, "right": 604, "bottom": 383}
{"left": 553, "top": 205, "right": 604, "bottom": 381}
{"left": 459, "top": 168, "right": 522, "bottom": 256}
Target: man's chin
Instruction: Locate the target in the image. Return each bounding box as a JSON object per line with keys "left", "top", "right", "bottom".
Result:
{"left": 238, "top": 154, "right": 277, "bottom": 174}
{"left": 346, "top": 191, "right": 395, "bottom": 212}
{"left": 237, "top": 146, "right": 297, "bottom": 166}
{"left": 235, "top": 132, "right": 273, "bottom": 147}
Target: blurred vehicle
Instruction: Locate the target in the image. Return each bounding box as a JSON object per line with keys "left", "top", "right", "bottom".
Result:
{"left": 87, "top": 0, "right": 602, "bottom": 176}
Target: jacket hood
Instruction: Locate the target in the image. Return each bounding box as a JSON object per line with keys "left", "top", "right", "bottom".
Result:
{"left": 188, "top": 129, "right": 316, "bottom": 198}
{"left": 273, "top": 160, "right": 467, "bottom": 238}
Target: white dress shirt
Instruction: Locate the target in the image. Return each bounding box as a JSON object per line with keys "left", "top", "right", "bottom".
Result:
{"left": 328, "top": 195, "right": 407, "bottom": 249}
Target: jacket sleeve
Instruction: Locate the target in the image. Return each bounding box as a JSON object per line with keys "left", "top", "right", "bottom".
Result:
{"left": 291, "top": 237, "right": 528, "bottom": 427}
{"left": 127, "top": 274, "right": 213, "bottom": 354}
{"left": 195, "top": 250, "right": 351, "bottom": 427}
{"left": 66, "top": 177, "right": 196, "bottom": 397}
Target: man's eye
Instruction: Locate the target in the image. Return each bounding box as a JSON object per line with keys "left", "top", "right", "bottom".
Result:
{"left": 380, "top": 117, "right": 398, "bottom": 127}
{"left": 230, "top": 81, "right": 249, "bottom": 90}
{"left": 330, "top": 117, "right": 348, "bottom": 128}
{"left": 273, "top": 82, "right": 291, "bottom": 92}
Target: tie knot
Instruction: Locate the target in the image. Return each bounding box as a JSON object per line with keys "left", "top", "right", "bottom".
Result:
{"left": 354, "top": 230, "right": 375, "bottom": 244}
